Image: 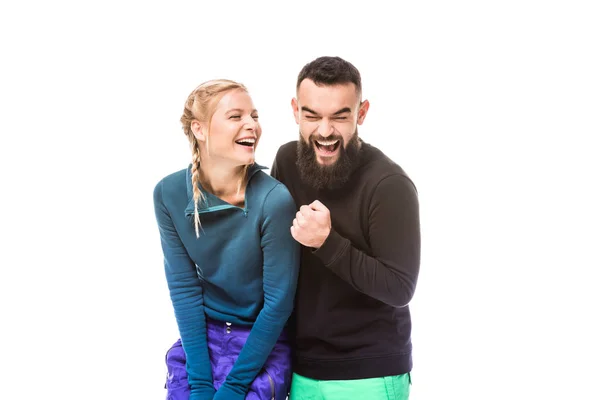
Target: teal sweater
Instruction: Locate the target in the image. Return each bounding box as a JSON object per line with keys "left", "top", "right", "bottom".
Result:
{"left": 153, "top": 163, "right": 300, "bottom": 400}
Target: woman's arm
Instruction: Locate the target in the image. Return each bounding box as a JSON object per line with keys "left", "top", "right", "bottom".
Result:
{"left": 154, "top": 180, "right": 215, "bottom": 400}
{"left": 214, "top": 183, "right": 300, "bottom": 400}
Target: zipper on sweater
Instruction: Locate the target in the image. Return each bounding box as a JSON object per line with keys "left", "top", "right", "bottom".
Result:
{"left": 189, "top": 168, "right": 261, "bottom": 219}
{"left": 195, "top": 203, "right": 249, "bottom": 218}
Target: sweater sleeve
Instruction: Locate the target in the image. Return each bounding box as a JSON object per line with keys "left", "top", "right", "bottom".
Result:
{"left": 214, "top": 183, "right": 300, "bottom": 400}
{"left": 153, "top": 180, "right": 215, "bottom": 400}
{"left": 313, "top": 174, "right": 420, "bottom": 307}
{"left": 270, "top": 149, "right": 282, "bottom": 181}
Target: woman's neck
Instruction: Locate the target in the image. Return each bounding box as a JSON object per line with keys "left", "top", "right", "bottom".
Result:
{"left": 199, "top": 160, "right": 247, "bottom": 205}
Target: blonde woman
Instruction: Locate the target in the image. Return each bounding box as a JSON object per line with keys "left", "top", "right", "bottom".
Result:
{"left": 153, "top": 80, "right": 300, "bottom": 400}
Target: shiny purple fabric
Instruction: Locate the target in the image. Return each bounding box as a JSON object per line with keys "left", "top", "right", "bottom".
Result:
{"left": 165, "top": 318, "right": 292, "bottom": 399}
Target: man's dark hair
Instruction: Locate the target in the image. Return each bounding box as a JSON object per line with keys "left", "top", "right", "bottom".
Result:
{"left": 296, "top": 56, "right": 362, "bottom": 96}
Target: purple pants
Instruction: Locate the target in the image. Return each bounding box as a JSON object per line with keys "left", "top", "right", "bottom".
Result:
{"left": 165, "top": 318, "right": 292, "bottom": 400}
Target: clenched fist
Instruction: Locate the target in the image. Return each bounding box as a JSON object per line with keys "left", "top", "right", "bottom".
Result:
{"left": 290, "top": 200, "right": 331, "bottom": 249}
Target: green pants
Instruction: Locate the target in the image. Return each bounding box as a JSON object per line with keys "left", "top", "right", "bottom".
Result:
{"left": 289, "top": 372, "right": 411, "bottom": 400}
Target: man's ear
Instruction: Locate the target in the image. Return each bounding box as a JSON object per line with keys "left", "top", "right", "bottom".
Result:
{"left": 357, "top": 99, "right": 370, "bottom": 125}
{"left": 291, "top": 98, "right": 300, "bottom": 125}
{"left": 191, "top": 120, "right": 208, "bottom": 142}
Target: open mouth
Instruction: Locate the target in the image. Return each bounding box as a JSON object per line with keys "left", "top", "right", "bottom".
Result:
{"left": 235, "top": 138, "right": 256, "bottom": 147}
{"left": 314, "top": 139, "right": 340, "bottom": 154}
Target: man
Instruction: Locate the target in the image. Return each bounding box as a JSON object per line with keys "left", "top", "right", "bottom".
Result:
{"left": 271, "top": 56, "right": 420, "bottom": 400}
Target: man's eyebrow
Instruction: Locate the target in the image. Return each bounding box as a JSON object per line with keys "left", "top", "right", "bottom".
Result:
{"left": 332, "top": 107, "right": 352, "bottom": 116}
{"left": 301, "top": 106, "right": 351, "bottom": 115}
{"left": 301, "top": 106, "right": 318, "bottom": 114}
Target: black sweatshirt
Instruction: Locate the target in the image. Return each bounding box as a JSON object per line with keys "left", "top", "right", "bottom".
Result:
{"left": 271, "top": 140, "right": 421, "bottom": 380}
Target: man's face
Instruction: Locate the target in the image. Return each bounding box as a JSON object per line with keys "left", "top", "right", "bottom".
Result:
{"left": 292, "top": 79, "right": 369, "bottom": 166}
{"left": 292, "top": 79, "right": 370, "bottom": 190}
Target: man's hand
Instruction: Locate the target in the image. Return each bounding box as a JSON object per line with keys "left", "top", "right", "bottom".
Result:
{"left": 290, "top": 200, "right": 331, "bottom": 249}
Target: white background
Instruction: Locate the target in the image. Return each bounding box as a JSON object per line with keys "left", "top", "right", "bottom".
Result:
{"left": 1, "top": 1, "right": 599, "bottom": 399}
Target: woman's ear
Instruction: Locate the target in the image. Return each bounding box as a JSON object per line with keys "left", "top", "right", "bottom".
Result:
{"left": 191, "top": 120, "right": 207, "bottom": 142}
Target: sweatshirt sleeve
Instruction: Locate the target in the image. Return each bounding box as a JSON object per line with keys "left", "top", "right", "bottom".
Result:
{"left": 270, "top": 148, "right": 282, "bottom": 181}
{"left": 153, "top": 180, "right": 215, "bottom": 400}
{"left": 214, "top": 183, "right": 300, "bottom": 399}
{"left": 313, "top": 174, "right": 420, "bottom": 307}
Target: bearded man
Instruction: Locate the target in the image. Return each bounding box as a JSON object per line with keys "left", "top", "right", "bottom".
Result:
{"left": 271, "top": 56, "right": 421, "bottom": 400}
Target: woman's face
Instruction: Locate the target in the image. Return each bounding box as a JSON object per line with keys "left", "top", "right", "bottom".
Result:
{"left": 203, "top": 89, "right": 262, "bottom": 167}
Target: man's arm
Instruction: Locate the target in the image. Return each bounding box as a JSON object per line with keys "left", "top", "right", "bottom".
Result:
{"left": 313, "top": 175, "right": 420, "bottom": 307}
{"left": 270, "top": 147, "right": 282, "bottom": 181}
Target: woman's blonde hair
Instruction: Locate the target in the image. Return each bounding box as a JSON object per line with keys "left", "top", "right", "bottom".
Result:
{"left": 180, "top": 79, "right": 249, "bottom": 237}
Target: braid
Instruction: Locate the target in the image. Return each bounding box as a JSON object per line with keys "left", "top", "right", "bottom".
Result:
{"left": 190, "top": 139, "right": 204, "bottom": 238}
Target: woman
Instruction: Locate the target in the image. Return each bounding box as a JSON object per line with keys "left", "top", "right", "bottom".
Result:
{"left": 153, "top": 79, "right": 300, "bottom": 400}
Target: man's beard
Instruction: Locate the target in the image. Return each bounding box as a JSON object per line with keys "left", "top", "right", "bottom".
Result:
{"left": 296, "top": 130, "right": 362, "bottom": 190}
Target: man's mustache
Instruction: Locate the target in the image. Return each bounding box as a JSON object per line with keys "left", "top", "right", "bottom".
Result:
{"left": 309, "top": 134, "right": 344, "bottom": 143}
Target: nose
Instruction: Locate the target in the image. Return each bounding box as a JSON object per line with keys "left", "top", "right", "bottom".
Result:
{"left": 317, "top": 119, "right": 334, "bottom": 137}
{"left": 244, "top": 115, "right": 259, "bottom": 131}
